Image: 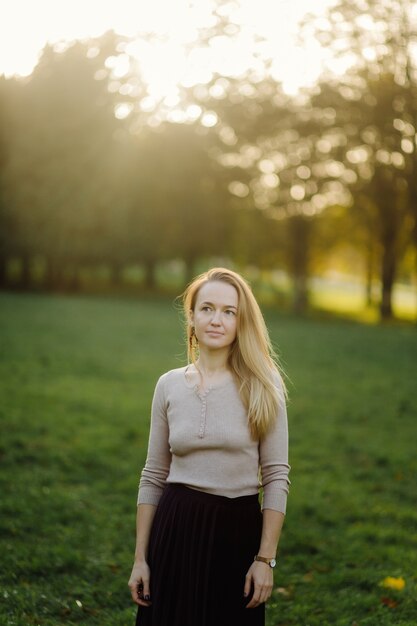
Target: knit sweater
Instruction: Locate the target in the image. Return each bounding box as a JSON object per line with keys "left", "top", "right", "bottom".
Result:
{"left": 137, "top": 366, "right": 290, "bottom": 513}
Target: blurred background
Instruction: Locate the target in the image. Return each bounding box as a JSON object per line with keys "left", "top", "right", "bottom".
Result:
{"left": 1, "top": 2, "right": 417, "bottom": 625}
{"left": 1, "top": 0, "right": 417, "bottom": 322}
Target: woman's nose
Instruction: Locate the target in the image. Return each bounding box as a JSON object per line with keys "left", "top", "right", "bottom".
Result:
{"left": 211, "top": 310, "right": 221, "bottom": 324}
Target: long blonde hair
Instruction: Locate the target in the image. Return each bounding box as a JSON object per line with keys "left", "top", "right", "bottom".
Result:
{"left": 181, "top": 267, "right": 287, "bottom": 440}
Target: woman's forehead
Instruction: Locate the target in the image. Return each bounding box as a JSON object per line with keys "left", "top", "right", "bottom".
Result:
{"left": 196, "top": 280, "right": 238, "bottom": 305}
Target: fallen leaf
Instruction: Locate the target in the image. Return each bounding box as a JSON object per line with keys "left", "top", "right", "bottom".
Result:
{"left": 276, "top": 587, "right": 291, "bottom": 597}
{"left": 108, "top": 562, "right": 120, "bottom": 573}
{"left": 381, "top": 596, "right": 398, "bottom": 608}
{"left": 380, "top": 576, "right": 405, "bottom": 591}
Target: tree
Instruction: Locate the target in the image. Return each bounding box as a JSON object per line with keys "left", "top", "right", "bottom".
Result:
{"left": 190, "top": 73, "right": 323, "bottom": 312}
{"left": 302, "top": 0, "right": 417, "bottom": 318}
{"left": 0, "top": 76, "right": 21, "bottom": 287}
{"left": 2, "top": 33, "right": 126, "bottom": 289}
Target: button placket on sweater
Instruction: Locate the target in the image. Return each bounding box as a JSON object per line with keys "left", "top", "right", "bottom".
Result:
{"left": 196, "top": 387, "right": 211, "bottom": 438}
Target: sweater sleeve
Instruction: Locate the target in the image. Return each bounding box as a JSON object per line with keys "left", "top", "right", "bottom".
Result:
{"left": 137, "top": 374, "right": 172, "bottom": 506}
{"left": 259, "top": 377, "right": 291, "bottom": 514}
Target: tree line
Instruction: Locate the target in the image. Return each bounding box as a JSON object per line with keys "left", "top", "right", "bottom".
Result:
{"left": 0, "top": 0, "right": 416, "bottom": 319}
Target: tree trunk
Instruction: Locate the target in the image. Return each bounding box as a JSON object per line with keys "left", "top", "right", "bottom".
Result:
{"left": 411, "top": 183, "right": 417, "bottom": 325}
{"left": 373, "top": 165, "right": 401, "bottom": 321}
{"left": 184, "top": 257, "right": 195, "bottom": 287}
{"left": 43, "top": 257, "right": 53, "bottom": 290}
{"left": 110, "top": 261, "right": 123, "bottom": 285}
{"left": 380, "top": 245, "right": 396, "bottom": 320}
{"left": 44, "top": 257, "right": 62, "bottom": 291}
{"left": 365, "top": 236, "right": 375, "bottom": 306}
{"left": 293, "top": 273, "right": 309, "bottom": 314}
{"left": 67, "top": 265, "right": 81, "bottom": 292}
{"left": 144, "top": 259, "right": 156, "bottom": 290}
{"left": 287, "top": 215, "right": 310, "bottom": 314}
{"left": 20, "top": 253, "right": 31, "bottom": 290}
{"left": 0, "top": 254, "right": 7, "bottom": 288}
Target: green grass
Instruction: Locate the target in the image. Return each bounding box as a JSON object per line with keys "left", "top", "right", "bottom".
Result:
{"left": 0, "top": 292, "right": 416, "bottom": 626}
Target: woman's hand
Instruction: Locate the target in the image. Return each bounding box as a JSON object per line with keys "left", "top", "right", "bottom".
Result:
{"left": 128, "top": 560, "right": 152, "bottom": 607}
{"left": 244, "top": 560, "right": 274, "bottom": 608}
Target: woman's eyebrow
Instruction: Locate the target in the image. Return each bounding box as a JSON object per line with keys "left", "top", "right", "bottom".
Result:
{"left": 200, "top": 301, "right": 237, "bottom": 309}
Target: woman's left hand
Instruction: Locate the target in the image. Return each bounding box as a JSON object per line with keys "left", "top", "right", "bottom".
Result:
{"left": 243, "top": 560, "right": 274, "bottom": 608}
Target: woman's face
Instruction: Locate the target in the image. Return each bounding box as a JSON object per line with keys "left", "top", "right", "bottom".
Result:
{"left": 191, "top": 280, "right": 238, "bottom": 353}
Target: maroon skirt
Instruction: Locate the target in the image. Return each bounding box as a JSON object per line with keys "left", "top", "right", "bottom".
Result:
{"left": 135, "top": 483, "right": 265, "bottom": 626}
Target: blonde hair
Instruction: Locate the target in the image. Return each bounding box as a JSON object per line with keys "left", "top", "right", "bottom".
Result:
{"left": 181, "top": 267, "right": 287, "bottom": 440}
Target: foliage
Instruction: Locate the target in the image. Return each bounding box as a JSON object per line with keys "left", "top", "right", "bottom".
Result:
{"left": 300, "top": 0, "right": 417, "bottom": 317}
{"left": 1, "top": 5, "right": 417, "bottom": 320}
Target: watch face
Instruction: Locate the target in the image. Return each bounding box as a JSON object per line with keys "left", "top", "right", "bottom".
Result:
{"left": 270, "top": 558, "right": 276, "bottom": 568}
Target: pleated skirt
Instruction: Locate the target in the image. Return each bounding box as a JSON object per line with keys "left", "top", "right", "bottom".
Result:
{"left": 135, "top": 483, "right": 265, "bottom": 626}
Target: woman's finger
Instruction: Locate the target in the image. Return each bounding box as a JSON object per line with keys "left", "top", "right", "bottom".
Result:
{"left": 246, "top": 581, "right": 273, "bottom": 608}
{"left": 140, "top": 575, "right": 152, "bottom": 606}
{"left": 135, "top": 582, "right": 152, "bottom": 607}
{"left": 128, "top": 579, "right": 142, "bottom": 605}
{"left": 260, "top": 582, "right": 272, "bottom": 603}
{"left": 243, "top": 572, "right": 252, "bottom": 598}
{"left": 246, "top": 583, "right": 262, "bottom": 608}
{"left": 128, "top": 562, "right": 152, "bottom": 607}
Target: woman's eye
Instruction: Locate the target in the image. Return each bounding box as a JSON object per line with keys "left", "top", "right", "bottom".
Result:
{"left": 225, "top": 310, "right": 236, "bottom": 315}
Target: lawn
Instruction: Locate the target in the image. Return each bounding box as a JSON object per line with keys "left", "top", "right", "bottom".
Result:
{"left": 0, "top": 292, "right": 416, "bottom": 626}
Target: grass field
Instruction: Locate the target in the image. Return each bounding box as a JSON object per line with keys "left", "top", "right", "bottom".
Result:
{"left": 0, "top": 291, "right": 416, "bottom": 626}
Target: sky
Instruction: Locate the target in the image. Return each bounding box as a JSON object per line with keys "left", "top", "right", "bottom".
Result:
{"left": 0, "top": 0, "right": 336, "bottom": 95}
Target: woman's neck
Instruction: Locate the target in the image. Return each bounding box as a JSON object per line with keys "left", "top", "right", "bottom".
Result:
{"left": 195, "top": 350, "right": 230, "bottom": 377}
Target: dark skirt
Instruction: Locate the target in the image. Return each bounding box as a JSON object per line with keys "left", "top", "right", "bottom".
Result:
{"left": 135, "top": 483, "right": 265, "bottom": 626}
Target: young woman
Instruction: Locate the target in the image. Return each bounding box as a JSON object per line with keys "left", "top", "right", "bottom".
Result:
{"left": 128, "top": 267, "right": 290, "bottom": 626}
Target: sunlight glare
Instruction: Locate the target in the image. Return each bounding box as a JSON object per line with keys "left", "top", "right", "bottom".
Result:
{"left": 186, "top": 104, "right": 203, "bottom": 120}
{"left": 290, "top": 185, "right": 306, "bottom": 201}
{"left": 229, "top": 181, "right": 250, "bottom": 197}
{"left": 258, "top": 159, "right": 276, "bottom": 174}
{"left": 114, "top": 102, "right": 134, "bottom": 120}
{"left": 261, "top": 174, "right": 280, "bottom": 189}
{"left": 201, "top": 111, "right": 218, "bottom": 127}
{"left": 1, "top": 0, "right": 337, "bottom": 99}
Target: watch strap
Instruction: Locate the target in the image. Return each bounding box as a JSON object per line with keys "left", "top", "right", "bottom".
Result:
{"left": 254, "top": 555, "right": 276, "bottom": 567}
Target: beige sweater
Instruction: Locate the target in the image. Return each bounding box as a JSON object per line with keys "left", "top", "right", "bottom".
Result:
{"left": 137, "top": 366, "right": 290, "bottom": 513}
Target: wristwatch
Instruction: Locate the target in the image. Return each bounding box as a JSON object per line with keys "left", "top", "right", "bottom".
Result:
{"left": 254, "top": 555, "right": 277, "bottom": 568}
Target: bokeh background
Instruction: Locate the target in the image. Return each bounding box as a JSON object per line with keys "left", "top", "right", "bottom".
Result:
{"left": 1, "top": 1, "right": 417, "bottom": 625}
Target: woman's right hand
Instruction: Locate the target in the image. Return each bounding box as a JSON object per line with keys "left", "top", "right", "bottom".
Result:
{"left": 128, "top": 560, "right": 152, "bottom": 607}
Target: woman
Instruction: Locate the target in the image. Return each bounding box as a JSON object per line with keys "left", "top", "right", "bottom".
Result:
{"left": 128, "top": 267, "right": 290, "bottom": 626}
